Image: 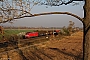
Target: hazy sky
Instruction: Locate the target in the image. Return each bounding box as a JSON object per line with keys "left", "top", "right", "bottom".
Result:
{"left": 0, "top": 1, "right": 84, "bottom": 28}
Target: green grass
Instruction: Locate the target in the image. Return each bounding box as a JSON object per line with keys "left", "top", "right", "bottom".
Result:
{"left": 0, "top": 29, "right": 35, "bottom": 40}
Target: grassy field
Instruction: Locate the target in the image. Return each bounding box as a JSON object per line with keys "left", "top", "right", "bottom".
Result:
{"left": 0, "top": 29, "right": 35, "bottom": 40}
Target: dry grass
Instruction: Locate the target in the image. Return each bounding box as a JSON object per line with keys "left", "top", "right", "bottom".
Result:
{"left": 0, "top": 31, "right": 83, "bottom": 60}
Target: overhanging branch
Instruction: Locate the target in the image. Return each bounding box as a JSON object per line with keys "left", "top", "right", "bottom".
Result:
{"left": 1, "top": 12, "right": 83, "bottom": 23}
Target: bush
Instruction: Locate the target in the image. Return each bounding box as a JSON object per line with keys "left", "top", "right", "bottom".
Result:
{"left": 60, "top": 28, "right": 70, "bottom": 36}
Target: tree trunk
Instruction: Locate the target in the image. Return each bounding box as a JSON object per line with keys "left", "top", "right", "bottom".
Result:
{"left": 83, "top": 0, "right": 90, "bottom": 60}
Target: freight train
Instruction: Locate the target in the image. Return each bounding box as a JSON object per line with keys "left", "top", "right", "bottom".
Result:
{"left": 20, "top": 30, "right": 60, "bottom": 39}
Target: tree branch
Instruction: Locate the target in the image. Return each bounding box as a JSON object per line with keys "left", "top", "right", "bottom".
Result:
{"left": 0, "top": 12, "right": 83, "bottom": 23}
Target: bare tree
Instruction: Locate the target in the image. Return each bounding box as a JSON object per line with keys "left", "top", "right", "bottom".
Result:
{"left": 68, "top": 21, "right": 75, "bottom": 32}
{"left": 83, "top": 0, "right": 90, "bottom": 60}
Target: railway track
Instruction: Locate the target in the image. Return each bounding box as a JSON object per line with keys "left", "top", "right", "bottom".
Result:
{"left": 18, "top": 36, "right": 49, "bottom": 47}
{"left": 19, "top": 36, "right": 46, "bottom": 42}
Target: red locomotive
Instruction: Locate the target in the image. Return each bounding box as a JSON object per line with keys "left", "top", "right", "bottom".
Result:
{"left": 25, "top": 32, "right": 39, "bottom": 38}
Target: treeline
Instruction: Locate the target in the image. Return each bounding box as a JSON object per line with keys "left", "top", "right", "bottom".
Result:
{"left": 3, "top": 26, "right": 63, "bottom": 29}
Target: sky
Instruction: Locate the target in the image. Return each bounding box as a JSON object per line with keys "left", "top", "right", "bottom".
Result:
{"left": 0, "top": 1, "right": 84, "bottom": 28}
